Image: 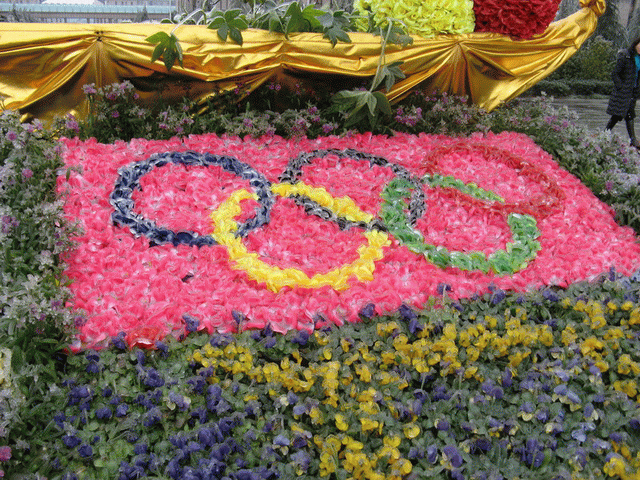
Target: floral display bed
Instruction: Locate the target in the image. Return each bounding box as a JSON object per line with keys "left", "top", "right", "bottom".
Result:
{"left": 58, "top": 131, "right": 640, "bottom": 350}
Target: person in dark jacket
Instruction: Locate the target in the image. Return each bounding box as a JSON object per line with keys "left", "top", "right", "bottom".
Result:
{"left": 606, "top": 37, "right": 640, "bottom": 148}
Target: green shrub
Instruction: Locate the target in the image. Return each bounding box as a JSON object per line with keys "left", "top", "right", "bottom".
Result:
{"left": 547, "top": 35, "right": 617, "bottom": 85}
{"left": 526, "top": 79, "right": 613, "bottom": 97}
{"left": 568, "top": 79, "right": 613, "bottom": 96}
{"left": 525, "top": 80, "right": 572, "bottom": 97}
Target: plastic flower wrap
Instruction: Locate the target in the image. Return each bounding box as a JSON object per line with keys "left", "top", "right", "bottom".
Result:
{"left": 354, "top": 0, "right": 475, "bottom": 37}
{"left": 473, "top": 0, "right": 562, "bottom": 39}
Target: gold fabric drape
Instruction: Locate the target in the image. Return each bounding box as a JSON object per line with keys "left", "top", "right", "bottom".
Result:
{"left": 0, "top": 0, "right": 604, "bottom": 123}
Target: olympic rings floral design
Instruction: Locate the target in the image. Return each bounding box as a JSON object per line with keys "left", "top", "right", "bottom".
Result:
{"left": 111, "top": 144, "right": 545, "bottom": 282}
{"left": 59, "top": 132, "right": 640, "bottom": 349}
{"left": 110, "top": 147, "right": 538, "bottom": 285}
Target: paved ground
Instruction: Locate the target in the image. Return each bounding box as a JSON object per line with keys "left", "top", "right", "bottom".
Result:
{"left": 547, "top": 97, "right": 640, "bottom": 144}
{"left": 550, "top": 97, "right": 611, "bottom": 133}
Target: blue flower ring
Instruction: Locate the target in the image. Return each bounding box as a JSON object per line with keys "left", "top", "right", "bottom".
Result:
{"left": 380, "top": 176, "right": 541, "bottom": 275}
{"left": 278, "top": 148, "right": 425, "bottom": 231}
{"left": 110, "top": 151, "right": 274, "bottom": 247}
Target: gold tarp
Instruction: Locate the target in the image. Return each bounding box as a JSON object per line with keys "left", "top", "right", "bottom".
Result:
{"left": 0, "top": 0, "right": 604, "bottom": 123}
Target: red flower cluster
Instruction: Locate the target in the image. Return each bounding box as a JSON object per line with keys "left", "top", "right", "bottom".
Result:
{"left": 473, "top": 0, "right": 562, "bottom": 39}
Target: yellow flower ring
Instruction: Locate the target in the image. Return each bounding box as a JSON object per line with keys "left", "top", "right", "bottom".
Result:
{"left": 211, "top": 182, "right": 391, "bottom": 293}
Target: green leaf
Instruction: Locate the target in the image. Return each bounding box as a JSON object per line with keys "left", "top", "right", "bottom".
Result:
{"left": 234, "top": 17, "right": 248, "bottom": 30}
{"left": 283, "top": 2, "right": 305, "bottom": 37}
{"left": 145, "top": 31, "right": 170, "bottom": 44}
{"left": 223, "top": 8, "right": 241, "bottom": 21}
{"left": 372, "top": 92, "right": 391, "bottom": 115}
{"left": 217, "top": 24, "right": 229, "bottom": 42}
{"left": 317, "top": 12, "right": 334, "bottom": 29}
{"left": 387, "top": 28, "right": 413, "bottom": 47}
{"left": 373, "top": 23, "right": 413, "bottom": 47}
{"left": 267, "top": 12, "right": 284, "bottom": 33}
{"left": 323, "top": 26, "right": 351, "bottom": 47}
{"left": 384, "top": 61, "right": 405, "bottom": 91}
{"left": 318, "top": 11, "right": 352, "bottom": 46}
{"left": 372, "top": 61, "right": 405, "bottom": 91}
{"left": 146, "top": 31, "right": 182, "bottom": 71}
{"left": 354, "top": 91, "right": 370, "bottom": 112}
{"left": 151, "top": 43, "right": 165, "bottom": 64}
{"left": 301, "top": 5, "right": 324, "bottom": 29}
{"left": 207, "top": 16, "right": 225, "bottom": 28}
{"left": 207, "top": 10, "right": 246, "bottom": 45}
{"left": 163, "top": 47, "right": 176, "bottom": 71}
{"left": 229, "top": 27, "right": 244, "bottom": 46}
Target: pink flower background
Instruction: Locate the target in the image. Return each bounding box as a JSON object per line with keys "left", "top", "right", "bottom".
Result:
{"left": 58, "top": 132, "right": 640, "bottom": 349}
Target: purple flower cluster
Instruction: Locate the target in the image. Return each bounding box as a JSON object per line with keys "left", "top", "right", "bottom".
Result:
{"left": 52, "top": 346, "right": 295, "bottom": 480}
{"left": 1, "top": 215, "right": 18, "bottom": 235}
{"left": 394, "top": 106, "right": 423, "bottom": 127}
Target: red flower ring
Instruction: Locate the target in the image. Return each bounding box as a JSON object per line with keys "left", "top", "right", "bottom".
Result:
{"left": 419, "top": 140, "right": 565, "bottom": 220}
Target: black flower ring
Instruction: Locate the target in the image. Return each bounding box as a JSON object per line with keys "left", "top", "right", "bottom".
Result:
{"left": 110, "top": 151, "right": 274, "bottom": 247}
{"left": 278, "top": 148, "right": 426, "bottom": 231}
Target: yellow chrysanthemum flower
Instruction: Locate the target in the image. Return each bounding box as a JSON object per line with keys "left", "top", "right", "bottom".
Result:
{"left": 354, "top": 0, "right": 475, "bottom": 37}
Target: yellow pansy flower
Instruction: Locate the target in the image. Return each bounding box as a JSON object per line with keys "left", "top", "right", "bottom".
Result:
{"left": 360, "top": 417, "right": 380, "bottom": 432}
{"left": 191, "top": 351, "right": 204, "bottom": 364}
{"left": 562, "top": 326, "right": 578, "bottom": 346}
{"left": 613, "top": 380, "right": 638, "bottom": 399}
{"left": 580, "top": 337, "right": 604, "bottom": 356}
{"left": 342, "top": 436, "right": 364, "bottom": 451}
{"left": 443, "top": 323, "right": 457, "bottom": 340}
{"left": 403, "top": 423, "right": 420, "bottom": 439}
{"left": 508, "top": 350, "right": 530, "bottom": 368}
{"left": 381, "top": 351, "right": 397, "bottom": 366}
{"left": 355, "top": 364, "right": 372, "bottom": 382}
{"left": 591, "top": 315, "right": 607, "bottom": 329}
{"left": 621, "top": 301, "right": 634, "bottom": 311}
{"left": 617, "top": 354, "right": 640, "bottom": 376}
{"left": 319, "top": 452, "right": 337, "bottom": 476}
{"left": 335, "top": 414, "right": 349, "bottom": 431}
{"left": 384, "top": 435, "right": 401, "bottom": 448}
{"left": 595, "top": 360, "right": 610, "bottom": 373}
{"left": 466, "top": 346, "right": 480, "bottom": 362}
{"left": 603, "top": 454, "right": 627, "bottom": 477}
{"left": 393, "top": 458, "right": 412, "bottom": 476}
{"left": 464, "top": 366, "right": 478, "bottom": 379}
{"left": 358, "top": 400, "right": 379, "bottom": 415}
{"left": 309, "top": 406, "right": 324, "bottom": 425}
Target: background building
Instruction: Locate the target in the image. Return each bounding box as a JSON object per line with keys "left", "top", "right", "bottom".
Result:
{"left": 0, "top": 0, "right": 173, "bottom": 22}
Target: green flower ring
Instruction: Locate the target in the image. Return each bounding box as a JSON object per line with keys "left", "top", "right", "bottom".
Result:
{"left": 380, "top": 176, "right": 542, "bottom": 275}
